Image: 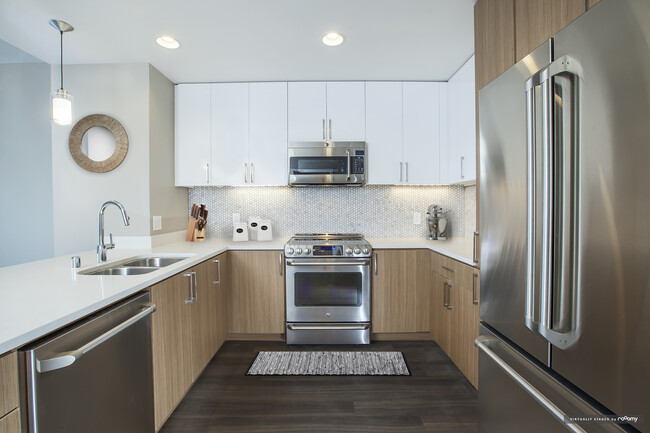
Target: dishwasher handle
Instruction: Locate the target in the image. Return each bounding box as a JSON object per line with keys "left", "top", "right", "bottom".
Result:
{"left": 37, "top": 303, "right": 156, "bottom": 373}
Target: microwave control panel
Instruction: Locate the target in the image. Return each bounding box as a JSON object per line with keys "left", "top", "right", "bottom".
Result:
{"left": 351, "top": 157, "right": 364, "bottom": 174}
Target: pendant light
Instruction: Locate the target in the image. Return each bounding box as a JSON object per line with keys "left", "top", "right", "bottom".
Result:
{"left": 49, "top": 19, "right": 74, "bottom": 126}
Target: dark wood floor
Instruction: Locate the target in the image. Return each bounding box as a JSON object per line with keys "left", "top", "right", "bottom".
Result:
{"left": 159, "top": 341, "right": 477, "bottom": 433}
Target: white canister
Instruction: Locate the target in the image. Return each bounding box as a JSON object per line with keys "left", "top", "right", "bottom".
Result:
{"left": 232, "top": 222, "right": 249, "bottom": 242}
{"left": 257, "top": 220, "right": 273, "bottom": 241}
{"left": 248, "top": 216, "right": 262, "bottom": 241}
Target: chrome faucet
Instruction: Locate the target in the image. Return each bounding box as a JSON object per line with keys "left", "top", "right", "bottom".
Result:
{"left": 97, "top": 200, "right": 130, "bottom": 264}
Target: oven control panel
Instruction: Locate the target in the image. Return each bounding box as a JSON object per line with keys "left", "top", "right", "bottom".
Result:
{"left": 313, "top": 245, "right": 344, "bottom": 256}
{"left": 285, "top": 243, "right": 372, "bottom": 257}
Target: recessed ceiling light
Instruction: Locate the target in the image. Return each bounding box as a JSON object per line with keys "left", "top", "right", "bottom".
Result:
{"left": 322, "top": 32, "right": 344, "bottom": 47}
{"left": 156, "top": 36, "right": 180, "bottom": 49}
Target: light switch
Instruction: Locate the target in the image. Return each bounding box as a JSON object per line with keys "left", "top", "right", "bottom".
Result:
{"left": 153, "top": 216, "right": 162, "bottom": 231}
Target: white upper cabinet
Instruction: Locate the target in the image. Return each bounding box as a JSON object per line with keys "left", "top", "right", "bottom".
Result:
{"left": 446, "top": 56, "right": 476, "bottom": 184}
{"left": 249, "top": 82, "right": 288, "bottom": 185}
{"left": 325, "top": 82, "right": 366, "bottom": 141}
{"left": 211, "top": 83, "right": 249, "bottom": 186}
{"left": 175, "top": 84, "right": 211, "bottom": 186}
{"left": 365, "top": 82, "right": 403, "bottom": 184}
{"left": 288, "top": 82, "right": 365, "bottom": 142}
{"left": 403, "top": 82, "right": 441, "bottom": 184}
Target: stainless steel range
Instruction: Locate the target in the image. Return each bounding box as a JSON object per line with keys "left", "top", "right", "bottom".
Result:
{"left": 285, "top": 233, "right": 372, "bottom": 345}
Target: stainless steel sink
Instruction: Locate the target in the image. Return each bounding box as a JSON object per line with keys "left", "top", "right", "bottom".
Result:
{"left": 121, "top": 257, "right": 186, "bottom": 268}
{"left": 84, "top": 267, "right": 159, "bottom": 276}
{"left": 78, "top": 254, "right": 194, "bottom": 276}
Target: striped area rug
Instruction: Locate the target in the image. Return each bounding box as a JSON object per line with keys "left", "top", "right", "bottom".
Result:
{"left": 246, "top": 351, "right": 410, "bottom": 376}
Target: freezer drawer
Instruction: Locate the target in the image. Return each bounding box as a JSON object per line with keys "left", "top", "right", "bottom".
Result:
{"left": 19, "top": 292, "right": 155, "bottom": 433}
{"left": 477, "top": 324, "right": 630, "bottom": 433}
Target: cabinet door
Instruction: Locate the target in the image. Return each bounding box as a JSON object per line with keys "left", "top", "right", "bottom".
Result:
{"left": 192, "top": 259, "right": 220, "bottom": 378}
{"left": 211, "top": 83, "right": 250, "bottom": 186}
{"left": 249, "top": 82, "right": 288, "bottom": 185}
{"left": 213, "top": 252, "right": 229, "bottom": 349}
{"left": 0, "top": 352, "right": 18, "bottom": 418}
{"left": 447, "top": 56, "right": 477, "bottom": 184}
{"left": 326, "top": 82, "right": 366, "bottom": 141}
{"left": 228, "top": 251, "right": 285, "bottom": 334}
{"left": 514, "top": 0, "right": 583, "bottom": 62}
{"left": 403, "top": 82, "right": 440, "bottom": 184}
{"left": 365, "top": 82, "right": 403, "bottom": 184}
{"left": 474, "top": 0, "right": 516, "bottom": 90}
{"left": 416, "top": 250, "right": 431, "bottom": 332}
{"left": 288, "top": 82, "right": 327, "bottom": 141}
{"left": 371, "top": 250, "right": 418, "bottom": 333}
{"left": 150, "top": 272, "right": 193, "bottom": 430}
{"left": 0, "top": 409, "right": 20, "bottom": 433}
{"left": 431, "top": 271, "right": 451, "bottom": 353}
{"left": 175, "top": 84, "right": 211, "bottom": 186}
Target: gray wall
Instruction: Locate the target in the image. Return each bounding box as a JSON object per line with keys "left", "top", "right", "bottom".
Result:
{"left": 148, "top": 65, "right": 188, "bottom": 235}
{"left": 51, "top": 63, "right": 152, "bottom": 255}
{"left": 0, "top": 62, "right": 54, "bottom": 267}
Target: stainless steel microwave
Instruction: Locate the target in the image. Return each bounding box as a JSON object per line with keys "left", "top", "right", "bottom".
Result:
{"left": 288, "top": 141, "right": 367, "bottom": 186}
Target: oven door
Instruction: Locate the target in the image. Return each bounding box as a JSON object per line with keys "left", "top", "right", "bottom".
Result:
{"left": 286, "top": 257, "right": 370, "bottom": 323}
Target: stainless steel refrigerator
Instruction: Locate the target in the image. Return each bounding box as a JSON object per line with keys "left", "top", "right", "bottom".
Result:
{"left": 478, "top": 0, "right": 650, "bottom": 432}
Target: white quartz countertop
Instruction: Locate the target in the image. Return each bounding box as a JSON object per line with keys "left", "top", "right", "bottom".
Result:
{"left": 0, "top": 236, "right": 475, "bottom": 354}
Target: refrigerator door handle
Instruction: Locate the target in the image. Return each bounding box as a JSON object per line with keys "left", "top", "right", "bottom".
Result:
{"left": 475, "top": 335, "right": 588, "bottom": 433}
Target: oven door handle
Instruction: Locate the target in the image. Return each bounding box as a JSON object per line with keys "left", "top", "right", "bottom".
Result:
{"left": 287, "top": 324, "right": 370, "bottom": 331}
{"left": 286, "top": 260, "right": 370, "bottom": 266}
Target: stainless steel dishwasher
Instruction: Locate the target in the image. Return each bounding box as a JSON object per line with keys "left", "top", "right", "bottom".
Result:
{"left": 19, "top": 291, "right": 155, "bottom": 433}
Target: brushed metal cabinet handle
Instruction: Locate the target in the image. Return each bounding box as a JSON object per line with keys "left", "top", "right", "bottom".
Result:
{"left": 405, "top": 162, "right": 409, "bottom": 182}
{"left": 192, "top": 271, "right": 198, "bottom": 302}
{"left": 244, "top": 163, "right": 248, "bottom": 183}
{"left": 213, "top": 259, "right": 221, "bottom": 284}
{"left": 184, "top": 272, "right": 193, "bottom": 304}
{"left": 472, "top": 272, "right": 478, "bottom": 305}
{"left": 447, "top": 282, "right": 453, "bottom": 310}
{"left": 250, "top": 162, "right": 255, "bottom": 184}
{"left": 399, "top": 162, "right": 403, "bottom": 182}
{"left": 206, "top": 163, "right": 210, "bottom": 184}
{"left": 329, "top": 119, "right": 332, "bottom": 139}
{"left": 473, "top": 231, "right": 480, "bottom": 264}
{"left": 441, "top": 265, "right": 455, "bottom": 273}
{"left": 443, "top": 281, "right": 448, "bottom": 307}
{"left": 279, "top": 253, "right": 283, "bottom": 276}
{"left": 460, "top": 156, "right": 465, "bottom": 179}
{"left": 322, "top": 119, "right": 326, "bottom": 140}
{"left": 373, "top": 253, "right": 378, "bottom": 275}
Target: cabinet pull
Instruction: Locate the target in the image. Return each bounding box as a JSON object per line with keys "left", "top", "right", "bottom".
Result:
{"left": 184, "top": 272, "right": 193, "bottom": 304}
{"left": 322, "top": 119, "right": 326, "bottom": 140}
{"left": 250, "top": 162, "right": 255, "bottom": 184}
{"left": 192, "top": 271, "right": 198, "bottom": 302}
{"left": 244, "top": 163, "right": 248, "bottom": 183}
{"left": 329, "top": 119, "right": 332, "bottom": 139}
{"left": 473, "top": 231, "right": 479, "bottom": 264}
{"left": 205, "top": 163, "right": 210, "bottom": 184}
{"left": 441, "top": 265, "right": 455, "bottom": 273}
{"left": 399, "top": 162, "right": 403, "bottom": 182}
{"left": 405, "top": 162, "right": 409, "bottom": 182}
{"left": 373, "top": 253, "right": 378, "bottom": 275}
{"left": 279, "top": 253, "right": 283, "bottom": 276}
{"left": 460, "top": 156, "right": 465, "bottom": 179}
{"left": 472, "top": 272, "right": 479, "bottom": 305}
{"left": 443, "top": 281, "right": 448, "bottom": 308}
{"left": 213, "top": 259, "right": 221, "bottom": 284}
{"left": 447, "top": 282, "right": 453, "bottom": 310}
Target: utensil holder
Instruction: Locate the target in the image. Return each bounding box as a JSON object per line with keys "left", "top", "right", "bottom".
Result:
{"left": 232, "top": 222, "right": 249, "bottom": 241}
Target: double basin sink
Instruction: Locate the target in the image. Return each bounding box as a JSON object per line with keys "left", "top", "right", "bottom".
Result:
{"left": 79, "top": 255, "right": 193, "bottom": 276}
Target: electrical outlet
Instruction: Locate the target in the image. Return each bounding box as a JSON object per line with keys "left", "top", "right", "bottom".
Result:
{"left": 413, "top": 212, "right": 422, "bottom": 225}
{"left": 152, "top": 216, "right": 162, "bottom": 231}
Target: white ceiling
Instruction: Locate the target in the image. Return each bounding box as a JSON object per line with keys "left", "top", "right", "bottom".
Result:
{"left": 0, "top": 0, "right": 475, "bottom": 83}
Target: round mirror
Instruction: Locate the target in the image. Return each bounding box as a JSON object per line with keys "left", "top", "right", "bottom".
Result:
{"left": 69, "top": 114, "right": 128, "bottom": 173}
{"left": 81, "top": 126, "right": 117, "bottom": 162}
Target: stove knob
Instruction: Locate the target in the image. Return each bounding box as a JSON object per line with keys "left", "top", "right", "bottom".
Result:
{"left": 287, "top": 247, "right": 294, "bottom": 255}
{"left": 304, "top": 247, "right": 311, "bottom": 255}
{"left": 345, "top": 248, "right": 353, "bottom": 255}
{"left": 295, "top": 248, "right": 302, "bottom": 255}
{"left": 353, "top": 247, "right": 361, "bottom": 255}
{"left": 362, "top": 247, "right": 370, "bottom": 255}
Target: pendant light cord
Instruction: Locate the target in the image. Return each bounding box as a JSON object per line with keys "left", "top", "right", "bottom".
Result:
{"left": 60, "top": 30, "right": 64, "bottom": 90}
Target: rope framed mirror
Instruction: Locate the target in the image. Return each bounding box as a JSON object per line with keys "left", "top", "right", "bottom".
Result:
{"left": 68, "top": 114, "right": 128, "bottom": 173}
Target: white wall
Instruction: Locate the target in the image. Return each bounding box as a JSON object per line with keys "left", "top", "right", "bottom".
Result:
{"left": 0, "top": 62, "right": 54, "bottom": 266}
{"left": 51, "top": 63, "right": 151, "bottom": 255}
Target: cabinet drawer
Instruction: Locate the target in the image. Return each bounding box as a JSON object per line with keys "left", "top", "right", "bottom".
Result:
{"left": 431, "top": 252, "right": 455, "bottom": 279}
{"left": 0, "top": 352, "right": 18, "bottom": 418}
{"left": 0, "top": 409, "right": 20, "bottom": 433}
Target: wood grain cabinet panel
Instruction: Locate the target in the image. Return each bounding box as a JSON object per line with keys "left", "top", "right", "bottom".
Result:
{"left": 0, "top": 352, "right": 18, "bottom": 419}
{"left": 372, "top": 250, "right": 430, "bottom": 334}
{"left": 214, "top": 252, "right": 229, "bottom": 349}
{"left": 192, "top": 258, "right": 220, "bottom": 377}
{"left": 474, "top": 0, "right": 516, "bottom": 90}
{"left": 515, "top": 0, "right": 584, "bottom": 61}
{"left": 228, "top": 251, "right": 285, "bottom": 334}
{"left": 0, "top": 409, "right": 20, "bottom": 433}
{"left": 587, "top": 0, "right": 600, "bottom": 9}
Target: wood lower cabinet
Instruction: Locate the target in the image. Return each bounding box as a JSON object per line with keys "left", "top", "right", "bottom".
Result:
{"left": 0, "top": 352, "right": 19, "bottom": 433}
{"left": 0, "top": 409, "right": 20, "bottom": 433}
{"left": 228, "top": 250, "right": 285, "bottom": 335}
{"left": 372, "top": 249, "right": 430, "bottom": 335}
{"left": 151, "top": 254, "right": 227, "bottom": 431}
{"left": 587, "top": 0, "right": 600, "bottom": 9}
{"left": 430, "top": 252, "right": 480, "bottom": 389}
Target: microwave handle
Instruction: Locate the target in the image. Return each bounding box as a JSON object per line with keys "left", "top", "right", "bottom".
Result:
{"left": 346, "top": 149, "right": 351, "bottom": 181}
